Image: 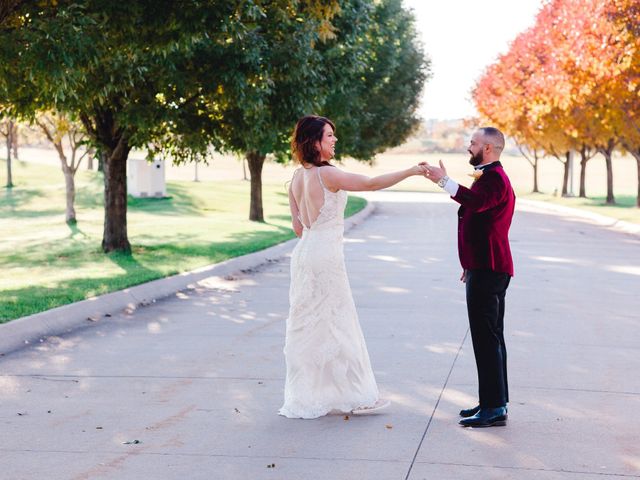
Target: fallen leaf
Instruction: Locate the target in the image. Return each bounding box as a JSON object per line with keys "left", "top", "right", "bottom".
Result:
{"left": 343, "top": 415, "right": 349, "bottom": 421}
{"left": 234, "top": 408, "right": 240, "bottom": 413}
{"left": 122, "top": 440, "right": 141, "bottom": 445}
{"left": 96, "top": 426, "right": 103, "bottom": 430}
{"left": 385, "top": 424, "right": 393, "bottom": 429}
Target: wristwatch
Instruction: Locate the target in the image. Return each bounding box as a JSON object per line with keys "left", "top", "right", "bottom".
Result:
{"left": 437, "top": 175, "right": 449, "bottom": 188}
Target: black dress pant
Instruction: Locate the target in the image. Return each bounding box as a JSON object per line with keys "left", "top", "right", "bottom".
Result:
{"left": 465, "top": 269, "right": 510, "bottom": 408}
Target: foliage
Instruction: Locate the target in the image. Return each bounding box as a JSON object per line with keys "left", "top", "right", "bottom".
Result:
{"left": 34, "top": 111, "right": 89, "bottom": 223}
{"left": 325, "top": 0, "right": 429, "bottom": 161}
{"left": 214, "top": 0, "right": 429, "bottom": 221}
{"left": 473, "top": 0, "right": 639, "bottom": 205}
{"left": 0, "top": 0, "right": 341, "bottom": 250}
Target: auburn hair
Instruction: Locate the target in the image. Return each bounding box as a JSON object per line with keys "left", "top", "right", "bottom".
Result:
{"left": 291, "top": 115, "right": 335, "bottom": 167}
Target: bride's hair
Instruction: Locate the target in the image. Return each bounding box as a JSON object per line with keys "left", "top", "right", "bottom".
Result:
{"left": 291, "top": 115, "right": 335, "bottom": 167}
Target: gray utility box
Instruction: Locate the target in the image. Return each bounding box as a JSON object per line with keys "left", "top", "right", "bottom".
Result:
{"left": 127, "top": 157, "right": 167, "bottom": 198}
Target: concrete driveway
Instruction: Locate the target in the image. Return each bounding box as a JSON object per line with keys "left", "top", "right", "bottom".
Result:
{"left": 1, "top": 191, "right": 639, "bottom": 479}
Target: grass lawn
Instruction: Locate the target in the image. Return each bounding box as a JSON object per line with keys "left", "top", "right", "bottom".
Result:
{"left": 0, "top": 160, "right": 366, "bottom": 322}
{"left": 521, "top": 192, "right": 640, "bottom": 223}
{"left": 2, "top": 145, "right": 638, "bottom": 322}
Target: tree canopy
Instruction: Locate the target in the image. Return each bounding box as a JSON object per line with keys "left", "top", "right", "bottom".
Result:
{"left": 473, "top": 0, "right": 640, "bottom": 205}
{"left": 0, "top": 0, "right": 342, "bottom": 251}
{"left": 1, "top": 0, "right": 429, "bottom": 248}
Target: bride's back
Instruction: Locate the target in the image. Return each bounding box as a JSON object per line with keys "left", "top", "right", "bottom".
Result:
{"left": 291, "top": 167, "right": 326, "bottom": 228}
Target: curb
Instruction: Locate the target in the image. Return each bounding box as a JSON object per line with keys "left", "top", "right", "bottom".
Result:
{"left": 518, "top": 198, "right": 640, "bottom": 236}
{"left": 0, "top": 199, "right": 376, "bottom": 356}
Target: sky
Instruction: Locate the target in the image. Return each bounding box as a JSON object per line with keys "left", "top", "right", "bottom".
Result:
{"left": 402, "top": 0, "right": 544, "bottom": 120}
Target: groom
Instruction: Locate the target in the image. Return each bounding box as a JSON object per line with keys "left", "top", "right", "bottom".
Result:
{"left": 423, "top": 127, "right": 515, "bottom": 427}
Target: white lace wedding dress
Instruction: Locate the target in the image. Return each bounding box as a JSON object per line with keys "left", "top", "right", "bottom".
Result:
{"left": 279, "top": 167, "right": 379, "bottom": 419}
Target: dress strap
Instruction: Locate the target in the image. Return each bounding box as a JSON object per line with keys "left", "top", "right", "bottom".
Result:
{"left": 316, "top": 166, "right": 328, "bottom": 191}
{"left": 290, "top": 168, "right": 308, "bottom": 228}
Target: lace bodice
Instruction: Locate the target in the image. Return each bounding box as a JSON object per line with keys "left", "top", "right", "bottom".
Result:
{"left": 300, "top": 167, "right": 347, "bottom": 232}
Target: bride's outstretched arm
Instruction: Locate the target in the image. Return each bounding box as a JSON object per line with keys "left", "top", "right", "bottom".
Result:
{"left": 321, "top": 165, "right": 426, "bottom": 192}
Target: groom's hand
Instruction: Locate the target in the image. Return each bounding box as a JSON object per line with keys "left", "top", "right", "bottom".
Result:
{"left": 422, "top": 160, "right": 447, "bottom": 184}
{"left": 460, "top": 269, "right": 467, "bottom": 283}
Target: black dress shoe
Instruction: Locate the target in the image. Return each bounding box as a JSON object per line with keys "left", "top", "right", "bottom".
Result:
{"left": 459, "top": 405, "right": 480, "bottom": 418}
{"left": 459, "top": 407, "right": 507, "bottom": 427}
{"left": 460, "top": 405, "right": 508, "bottom": 418}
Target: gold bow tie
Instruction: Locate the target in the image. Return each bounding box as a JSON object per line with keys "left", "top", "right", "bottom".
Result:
{"left": 468, "top": 170, "right": 483, "bottom": 180}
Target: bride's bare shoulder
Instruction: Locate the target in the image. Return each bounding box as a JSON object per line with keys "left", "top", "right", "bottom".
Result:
{"left": 318, "top": 165, "right": 344, "bottom": 177}
{"left": 291, "top": 167, "right": 304, "bottom": 180}
{"left": 318, "top": 165, "right": 345, "bottom": 192}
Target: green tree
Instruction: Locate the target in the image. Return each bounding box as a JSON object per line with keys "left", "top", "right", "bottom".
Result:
{"left": 325, "top": 0, "right": 429, "bottom": 161}
{"left": 212, "top": 1, "right": 342, "bottom": 221}
{"left": 0, "top": 0, "right": 22, "bottom": 26}
{"left": 217, "top": 0, "right": 429, "bottom": 222}
{"left": 0, "top": 111, "right": 16, "bottom": 188}
{"left": 34, "top": 111, "right": 89, "bottom": 224}
{"left": 1, "top": 0, "right": 338, "bottom": 251}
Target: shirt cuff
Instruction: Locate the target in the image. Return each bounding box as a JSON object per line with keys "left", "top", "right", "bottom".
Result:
{"left": 443, "top": 178, "right": 459, "bottom": 196}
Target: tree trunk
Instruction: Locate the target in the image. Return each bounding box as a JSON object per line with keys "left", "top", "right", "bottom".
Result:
{"left": 517, "top": 144, "right": 539, "bottom": 193}
{"left": 629, "top": 149, "right": 640, "bottom": 208}
{"left": 561, "top": 151, "right": 570, "bottom": 197}
{"left": 62, "top": 165, "right": 77, "bottom": 224}
{"left": 246, "top": 151, "right": 266, "bottom": 222}
{"left": 5, "top": 123, "right": 13, "bottom": 188}
{"left": 80, "top": 108, "right": 132, "bottom": 253}
{"left": 604, "top": 152, "right": 615, "bottom": 204}
{"left": 579, "top": 152, "right": 588, "bottom": 198}
{"left": 54, "top": 144, "right": 78, "bottom": 224}
{"left": 532, "top": 151, "right": 539, "bottom": 193}
{"left": 102, "top": 140, "right": 132, "bottom": 253}
{"left": 598, "top": 139, "right": 615, "bottom": 205}
{"left": 11, "top": 122, "right": 18, "bottom": 160}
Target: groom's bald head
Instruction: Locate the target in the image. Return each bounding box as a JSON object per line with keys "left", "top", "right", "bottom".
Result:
{"left": 478, "top": 127, "right": 505, "bottom": 155}
{"left": 468, "top": 127, "right": 505, "bottom": 166}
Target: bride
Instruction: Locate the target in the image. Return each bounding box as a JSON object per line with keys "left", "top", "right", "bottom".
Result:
{"left": 279, "top": 115, "right": 425, "bottom": 419}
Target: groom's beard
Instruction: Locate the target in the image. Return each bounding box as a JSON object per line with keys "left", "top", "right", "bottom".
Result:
{"left": 469, "top": 149, "right": 483, "bottom": 166}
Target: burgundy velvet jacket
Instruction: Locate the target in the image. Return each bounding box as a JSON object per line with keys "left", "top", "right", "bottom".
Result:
{"left": 451, "top": 161, "right": 515, "bottom": 276}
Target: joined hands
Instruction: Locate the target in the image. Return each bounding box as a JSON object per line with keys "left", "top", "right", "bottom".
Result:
{"left": 418, "top": 160, "right": 447, "bottom": 184}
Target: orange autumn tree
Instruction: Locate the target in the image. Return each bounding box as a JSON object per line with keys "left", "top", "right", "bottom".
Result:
{"left": 473, "top": 4, "right": 576, "bottom": 195}
{"left": 473, "top": 26, "right": 548, "bottom": 193}
{"left": 474, "top": 0, "right": 639, "bottom": 205}
{"left": 554, "top": 0, "right": 628, "bottom": 205}
{"left": 606, "top": 0, "right": 640, "bottom": 206}
{"left": 531, "top": 0, "right": 597, "bottom": 196}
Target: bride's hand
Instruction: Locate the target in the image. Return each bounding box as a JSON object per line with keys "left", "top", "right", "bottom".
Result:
{"left": 411, "top": 164, "right": 428, "bottom": 176}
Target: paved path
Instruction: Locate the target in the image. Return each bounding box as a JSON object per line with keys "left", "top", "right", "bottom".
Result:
{"left": 1, "top": 191, "right": 639, "bottom": 480}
